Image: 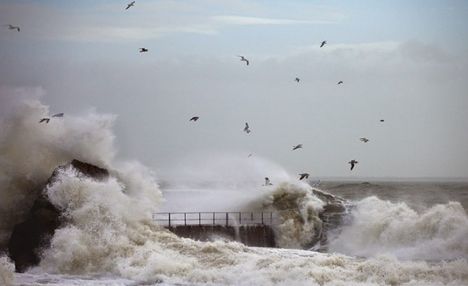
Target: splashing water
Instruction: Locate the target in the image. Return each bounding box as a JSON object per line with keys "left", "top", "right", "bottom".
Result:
{"left": 1, "top": 93, "right": 467, "bottom": 285}
{"left": 328, "top": 196, "right": 468, "bottom": 260}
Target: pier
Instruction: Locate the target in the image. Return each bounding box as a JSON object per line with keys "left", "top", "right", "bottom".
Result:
{"left": 153, "top": 212, "right": 277, "bottom": 247}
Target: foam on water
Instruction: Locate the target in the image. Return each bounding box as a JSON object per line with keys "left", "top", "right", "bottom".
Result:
{"left": 0, "top": 255, "right": 15, "bottom": 286}
{"left": 0, "top": 95, "right": 467, "bottom": 285}
{"left": 328, "top": 196, "right": 468, "bottom": 260}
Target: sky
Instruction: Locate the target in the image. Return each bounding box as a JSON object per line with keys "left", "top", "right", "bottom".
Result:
{"left": 1, "top": 0, "right": 468, "bottom": 179}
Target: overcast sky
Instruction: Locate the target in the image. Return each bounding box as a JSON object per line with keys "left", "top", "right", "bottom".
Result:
{"left": 1, "top": 0, "right": 468, "bottom": 179}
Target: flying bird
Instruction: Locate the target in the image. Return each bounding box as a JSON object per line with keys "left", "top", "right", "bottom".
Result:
{"left": 295, "top": 77, "right": 300, "bottom": 83}
{"left": 237, "top": 55, "right": 249, "bottom": 66}
{"left": 264, "top": 177, "right": 273, "bottom": 186}
{"left": 125, "top": 1, "right": 135, "bottom": 10}
{"left": 292, "top": 144, "right": 303, "bottom": 151}
{"left": 348, "top": 160, "right": 358, "bottom": 171}
{"left": 360, "top": 137, "right": 369, "bottom": 143}
{"left": 248, "top": 153, "right": 253, "bottom": 158}
{"left": 52, "top": 113, "right": 64, "bottom": 118}
{"left": 189, "top": 116, "right": 199, "bottom": 122}
{"left": 380, "top": 119, "right": 385, "bottom": 122}
{"left": 139, "top": 48, "right": 148, "bottom": 53}
{"left": 320, "top": 41, "right": 327, "bottom": 48}
{"left": 6, "top": 25, "right": 20, "bottom": 32}
{"left": 337, "top": 81, "right": 343, "bottom": 85}
{"left": 243, "top": 122, "right": 251, "bottom": 134}
{"left": 39, "top": 118, "right": 50, "bottom": 124}
{"left": 299, "top": 173, "right": 309, "bottom": 180}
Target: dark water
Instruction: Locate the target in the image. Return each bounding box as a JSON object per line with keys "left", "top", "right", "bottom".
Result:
{"left": 319, "top": 181, "right": 468, "bottom": 211}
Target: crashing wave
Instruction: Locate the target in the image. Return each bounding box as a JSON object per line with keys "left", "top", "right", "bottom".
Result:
{"left": 262, "top": 182, "right": 347, "bottom": 249}
{"left": 1, "top": 95, "right": 467, "bottom": 285}
{"left": 329, "top": 196, "right": 468, "bottom": 260}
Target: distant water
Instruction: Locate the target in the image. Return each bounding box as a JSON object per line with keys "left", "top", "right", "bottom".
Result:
{"left": 1, "top": 98, "right": 466, "bottom": 285}
{"left": 320, "top": 181, "right": 468, "bottom": 210}
{"left": 7, "top": 181, "right": 468, "bottom": 286}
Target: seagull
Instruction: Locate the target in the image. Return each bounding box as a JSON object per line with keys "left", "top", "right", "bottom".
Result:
{"left": 380, "top": 119, "right": 385, "bottom": 122}
{"left": 264, "top": 177, "right": 273, "bottom": 186}
{"left": 348, "top": 160, "right": 358, "bottom": 171}
{"left": 237, "top": 55, "right": 249, "bottom": 66}
{"left": 52, "top": 113, "right": 64, "bottom": 118}
{"left": 6, "top": 25, "right": 20, "bottom": 32}
{"left": 299, "top": 173, "right": 309, "bottom": 180}
{"left": 139, "top": 48, "right": 148, "bottom": 53}
{"left": 125, "top": 1, "right": 135, "bottom": 10}
{"left": 320, "top": 41, "right": 327, "bottom": 48}
{"left": 337, "top": 81, "right": 343, "bottom": 85}
{"left": 295, "top": 77, "right": 300, "bottom": 83}
{"left": 189, "top": 116, "right": 199, "bottom": 122}
{"left": 39, "top": 118, "right": 50, "bottom": 124}
{"left": 244, "top": 122, "right": 251, "bottom": 134}
{"left": 292, "top": 144, "right": 303, "bottom": 151}
{"left": 360, "top": 137, "right": 369, "bottom": 143}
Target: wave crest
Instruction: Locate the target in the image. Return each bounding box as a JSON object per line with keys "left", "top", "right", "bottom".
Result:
{"left": 329, "top": 196, "right": 468, "bottom": 260}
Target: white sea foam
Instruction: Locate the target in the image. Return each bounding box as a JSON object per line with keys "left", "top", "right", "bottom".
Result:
{"left": 1, "top": 95, "right": 467, "bottom": 285}
{"left": 0, "top": 255, "right": 15, "bottom": 286}
{"left": 262, "top": 182, "right": 326, "bottom": 249}
{"left": 329, "top": 196, "right": 468, "bottom": 260}
{"left": 0, "top": 91, "right": 117, "bottom": 246}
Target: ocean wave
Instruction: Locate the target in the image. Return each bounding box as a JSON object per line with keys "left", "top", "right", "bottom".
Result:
{"left": 1, "top": 96, "right": 467, "bottom": 285}
{"left": 328, "top": 196, "right": 468, "bottom": 260}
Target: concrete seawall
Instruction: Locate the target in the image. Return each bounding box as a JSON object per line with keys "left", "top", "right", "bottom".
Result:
{"left": 167, "top": 225, "right": 276, "bottom": 247}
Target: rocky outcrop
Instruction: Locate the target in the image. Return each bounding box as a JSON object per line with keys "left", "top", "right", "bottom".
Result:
{"left": 266, "top": 183, "right": 347, "bottom": 250}
{"left": 7, "top": 160, "right": 109, "bottom": 272}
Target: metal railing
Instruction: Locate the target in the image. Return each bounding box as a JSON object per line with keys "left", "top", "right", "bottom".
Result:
{"left": 152, "top": 212, "right": 277, "bottom": 227}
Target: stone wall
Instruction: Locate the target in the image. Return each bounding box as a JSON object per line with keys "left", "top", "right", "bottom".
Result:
{"left": 168, "top": 225, "right": 276, "bottom": 247}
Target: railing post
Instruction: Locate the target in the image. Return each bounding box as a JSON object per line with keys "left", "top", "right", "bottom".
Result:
{"left": 251, "top": 212, "right": 253, "bottom": 222}
{"left": 199, "top": 212, "right": 201, "bottom": 226}
{"left": 213, "top": 212, "right": 215, "bottom": 225}
{"left": 239, "top": 212, "right": 241, "bottom": 224}
{"left": 261, "top": 212, "right": 264, "bottom": 225}
{"left": 168, "top": 213, "right": 171, "bottom": 228}
{"left": 225, "top": 212, "right": 229, "bottom": 227}
{"left": 184, "top": 213, "right": 187, "bottom": 226}
{"left": 270, "top": 212, "right": 273, "bottom": 224}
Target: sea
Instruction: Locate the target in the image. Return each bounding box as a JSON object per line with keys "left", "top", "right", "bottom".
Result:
{"left": 1, "top": 99, "right": 467, "bottom": 286}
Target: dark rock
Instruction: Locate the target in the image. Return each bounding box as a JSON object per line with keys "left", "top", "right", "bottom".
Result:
{"left": 7, "top": 159, "right": 109, "bottom": 272}
{"left": 7, "top": 195, "right": 60, "bottom": 272}
{"left": 69, "top": 159, "right": 109, "bottom": 180}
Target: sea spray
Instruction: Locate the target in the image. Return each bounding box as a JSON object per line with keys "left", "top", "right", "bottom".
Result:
{"left": 0, "top": 97, "right": 116, "bottom": 247}
{"left": 262, "top": 182, "right": 325, "bottom": 249}
{"left": 328, "top": 196, "right": 468, "bottom": 260}
{"left": 2, "top": 95, "right": 467, "bottom": 285}
{"left": 0, "top": 255, "right": 15, "bottom": 286}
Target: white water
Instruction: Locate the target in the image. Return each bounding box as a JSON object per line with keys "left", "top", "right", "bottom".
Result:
{"left": 1, "top": 95, "right": 467, "bottom": 285}
{"left": 329, "top": 196, "right": 468, "bottom": 261}
{"left": 0, "top": 255, "right": 15, "bottom": 286}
